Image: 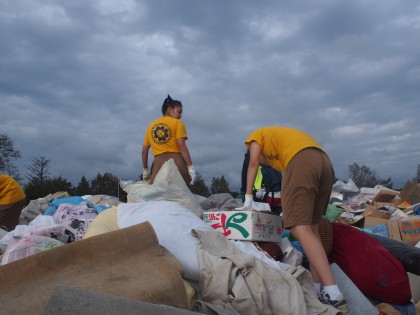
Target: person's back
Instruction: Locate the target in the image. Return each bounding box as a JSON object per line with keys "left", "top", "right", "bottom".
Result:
{"left": 142, "top": 95, "right": 197, "bottom": 187}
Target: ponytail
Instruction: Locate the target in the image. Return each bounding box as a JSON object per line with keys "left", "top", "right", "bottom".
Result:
{"left": 161, "top": 94, "right": 182, "bottom": 115}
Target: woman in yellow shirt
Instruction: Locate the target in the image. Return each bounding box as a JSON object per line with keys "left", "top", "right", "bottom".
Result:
{"left": 0, "top": 174, "right": 26, "bottom": 231}
{"left": 142, "top": 95, "right": 196, "bottom": 187}
{"left": 237, "top": 126, "right": 349, "bottom": 313}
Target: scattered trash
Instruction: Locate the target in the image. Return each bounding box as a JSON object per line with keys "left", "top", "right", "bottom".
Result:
{"left": 1, "top": 163, "right": 420, "bottom": 314}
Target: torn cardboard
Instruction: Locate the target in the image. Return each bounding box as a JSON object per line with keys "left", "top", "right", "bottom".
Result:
{"left": 373, "top": 189, "right": 399, "bottom": 203}
{"left": 364, "top": 206, "right": 420, "bottom": 242}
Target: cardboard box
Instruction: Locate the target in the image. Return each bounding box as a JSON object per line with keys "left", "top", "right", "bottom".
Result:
{"left": 416, "top": 300, "right": 420, "bottom": 315}
{"left": 364, "top": 207, "right": 398, "bottom": 240}
{"left": 364, "top": 218, "right": 401, "bottom": 241}
{"left": 398, "top": 216, "right": 420, "bottom": 242}
{"left": 337, "top": 215, "right": 365, "bottom": 228}
{"left": 373, "top": 189, "right": 399, "bottom": 203}
{"left": 364, "top": 206, "right": 420, "bottom": 241}
{"left": 373, "top": 201, "right": 398, "bottom": 209}
{"left": 363, "top": 206, "right": 390, "bottom": 223}
{"left": 46, "top": 191, "right": 71, "bottom": 202}
{"left": 203, "top": 210, "right": 282, "bottom": 242}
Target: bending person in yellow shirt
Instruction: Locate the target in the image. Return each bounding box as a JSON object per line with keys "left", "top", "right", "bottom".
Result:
{"left": 142, "top": 95, "right": 196, "bottom": 187}
{"left": 0, "top": 174, "right": 26, "bottom": 231}
{"left": 236, "top": 126, "right": 349, "bottom": 313}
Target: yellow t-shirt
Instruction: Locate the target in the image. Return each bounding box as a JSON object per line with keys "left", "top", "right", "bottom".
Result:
{"left": 143, "top": 116, "right": 188, "bottom": 156}
{"left": 0, "top": 174, "right": 26, "bottom": 205}
{"left": 245, "top": 126, "right": 323, "bottom": 172}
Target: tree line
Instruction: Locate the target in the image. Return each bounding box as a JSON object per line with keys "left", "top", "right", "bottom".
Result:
{"left": 1, "top": 133, "right": 420, "bottom": 202}
{"left": 0, "top": 133, "right": 232, "bottom": 201}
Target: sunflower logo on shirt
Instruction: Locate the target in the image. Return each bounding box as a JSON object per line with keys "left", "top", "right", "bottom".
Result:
{"left": 151, "top": 123, "right": 172, "bottom": 144}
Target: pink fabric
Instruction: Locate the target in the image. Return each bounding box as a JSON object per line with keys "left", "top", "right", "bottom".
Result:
{"left": 329, "top": 222, "right": 411, "bottom": 305}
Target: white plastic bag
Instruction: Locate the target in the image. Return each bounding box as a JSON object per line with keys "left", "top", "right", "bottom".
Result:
{"left": 332, "top": 178, "right": 359, "bottom": 193}
{"left": 117, "top": 201, "right": 214, "bottom": 281}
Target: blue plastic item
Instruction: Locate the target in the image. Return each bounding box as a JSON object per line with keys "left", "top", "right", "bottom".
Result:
{"left": 361, "top": 224, "right": 389, "bottom": 238}
{"left": 44, "top": 197, "right": 86, "bottom": 216}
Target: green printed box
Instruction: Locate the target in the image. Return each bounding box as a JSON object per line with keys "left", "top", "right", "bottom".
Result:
{"left": 203, "top": 210, "right": 282, "bottom": 242}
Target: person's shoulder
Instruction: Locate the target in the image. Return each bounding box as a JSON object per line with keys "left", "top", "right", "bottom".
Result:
{"left": 168, "top": 117, "right": 186, "bottom": 127}
{"left": 177, "top": 119, "right": 186, "bottom": 126}
{"left": 246, "top": 128, "right": 263, "bottom": 142}
{"left": 147, "top": 116, "right": 165, "bottom": 126}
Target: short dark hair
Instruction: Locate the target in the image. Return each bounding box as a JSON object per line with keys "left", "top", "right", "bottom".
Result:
{"left": 162, "top": 94, "right": 182, "bottom": 115}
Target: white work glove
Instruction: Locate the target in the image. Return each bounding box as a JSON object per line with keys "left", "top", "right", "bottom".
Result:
{"left": 235, "top": 194, "right": 253, "bottom": 211}
{"left": 255, "top": 187, "right": 266, "bottom": 200}
{"left": 188, "top": 165, "right": 197, "bottom": 185}
{"left": 142, "top": 168, "right": 150, "bottom": 181}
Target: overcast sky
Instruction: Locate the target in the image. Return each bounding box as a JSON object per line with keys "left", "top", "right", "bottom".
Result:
{"left": 1, "top": 0, "right": 420, "bottom": 191}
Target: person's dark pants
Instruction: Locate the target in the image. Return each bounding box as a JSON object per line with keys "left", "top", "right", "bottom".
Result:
{"left": 0, "top": 199, "right": 25, "bottom": 231}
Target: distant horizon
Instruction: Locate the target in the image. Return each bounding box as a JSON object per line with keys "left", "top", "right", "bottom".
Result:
{"left": 9, "top": 158, "right": 416, "bottom": 192}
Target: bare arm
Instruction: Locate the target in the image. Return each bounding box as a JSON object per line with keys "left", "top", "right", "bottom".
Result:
{"left": 177, "top": 137, "right": 193, "bottom": 166}
{"left": 246, "top": 141, "right": 262, "bottom": 195}
{"left": 141, "top": 145, "right": 150, "bottom": 169}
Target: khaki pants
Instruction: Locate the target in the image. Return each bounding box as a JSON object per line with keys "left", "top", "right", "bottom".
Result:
{"left": 281, "top": 148, "right": 334, "bottom": 229}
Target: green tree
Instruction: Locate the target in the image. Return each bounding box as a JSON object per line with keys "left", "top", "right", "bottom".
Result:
{"left": 348, "top": 163, "right": 393, "bottom": 188}
{"left": 75, "top": 176, "right": 92, "bottom": 196}
{"left": 413, "top": 164, "right": 420, "bottom": 183}
{"left": 210, "top": 175, "right": 231, "bottom": 194}
{"left": 25, "top": 176, "right": 74, "bottom": 201}
{"left": 348, "top": 163, "right": 377, "bottom": 187}
{"left": 24, "top": 157, "right": 75, "bottom": 200}
{"left": 91, "top": 172, "right": 127, "bottom": 201}
{"left": 190, "top": 172, "right": 210, "bottom": 197}
{"left": 0, "top": 133, "right": 22, "bottom": 181}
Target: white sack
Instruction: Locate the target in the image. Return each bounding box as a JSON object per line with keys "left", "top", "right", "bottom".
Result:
{"left": 117, "top": 201, "right": 214, "bottom": 281}
{"left": 123, "top": 159, "right": 203, "bottom": 218}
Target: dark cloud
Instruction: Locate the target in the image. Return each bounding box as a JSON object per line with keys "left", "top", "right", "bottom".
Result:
{"left": 1, "top": 0, "right": 420, "bottom": 191}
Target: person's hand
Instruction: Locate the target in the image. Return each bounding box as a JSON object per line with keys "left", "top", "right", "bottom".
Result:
{"left": 235, "top": 194, "right": 253, "bottom": 211}
{"left": 255, "top": 187, "right": 266, "bottom": 200}
{"left": 142, "top": 168, "right": 150, "bottom": 181}
{"left": 188, "top": 165, "right": 197, "bottom": 185}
